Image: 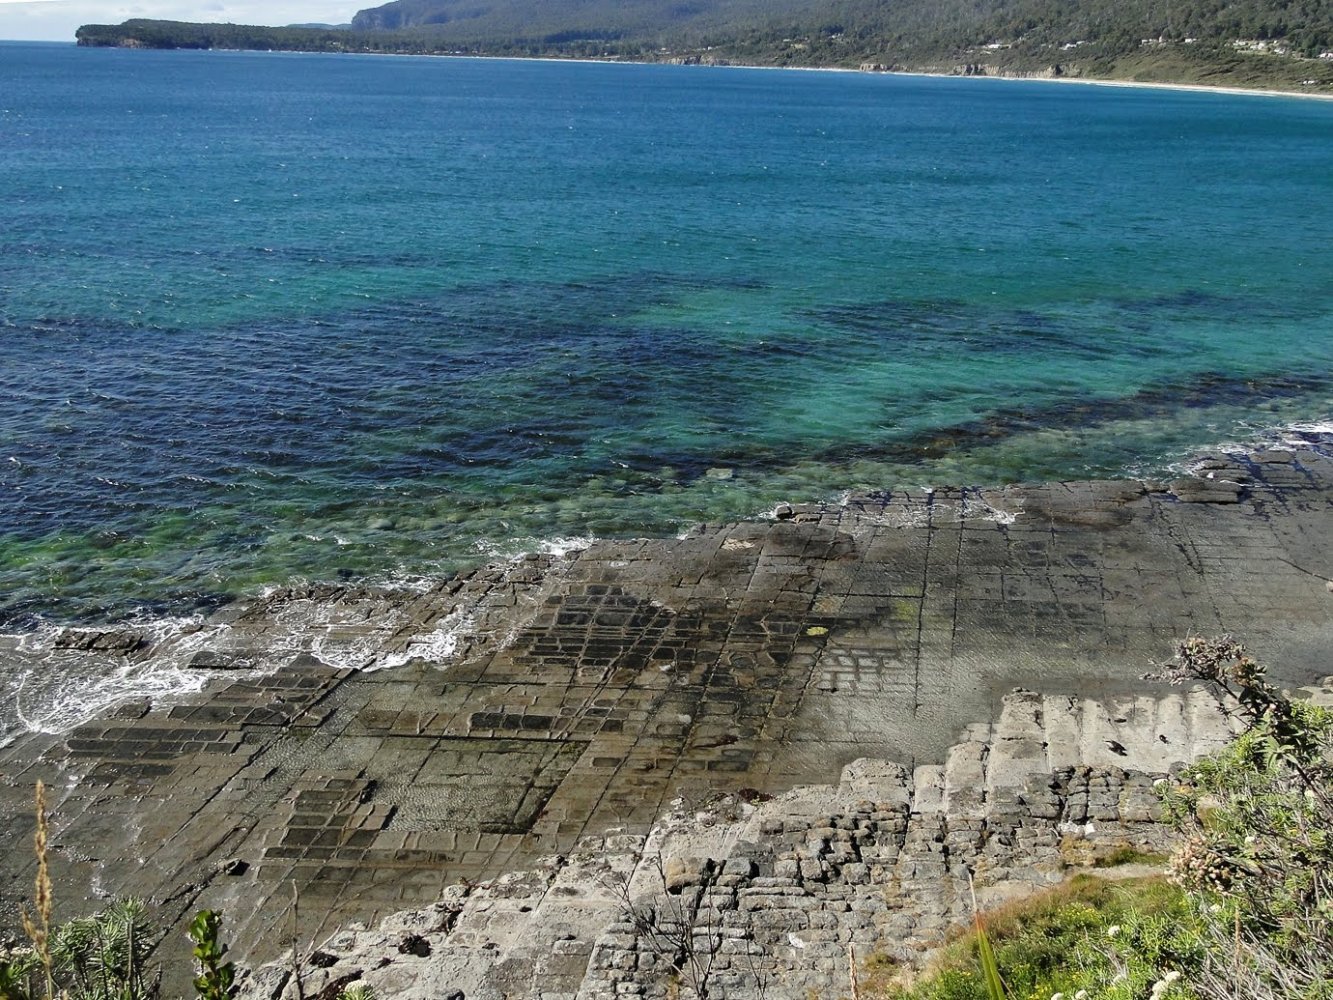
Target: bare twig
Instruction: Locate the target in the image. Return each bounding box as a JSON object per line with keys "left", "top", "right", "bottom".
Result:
{"left": 290, "top": 880, "right": 306, "bottom": 1000}
{"left": 605, "top": 854, "right": 721, "bottom": 1000}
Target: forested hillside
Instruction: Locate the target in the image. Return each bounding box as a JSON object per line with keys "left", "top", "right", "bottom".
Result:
{"left": 346, "top": 0, "right": 1333, "bottom": 61}
{"left": 76, "top": 0, "right": 1333, "bottom": 92}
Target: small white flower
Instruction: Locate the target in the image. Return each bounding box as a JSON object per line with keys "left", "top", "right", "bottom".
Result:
{"left": 1149, "top": 970, "right": 1182, "bottom": 1000}
{"left": 1209, "top": 903, "right": 1223, "bottom": 913}
{"left": 1051, "top": 993, "right": 1064, "bottom": 1000}
{"left": 1075, "top": 992, "right": 1088, "bottom": 1000}
{"left": 1106, "top": 924, "right": 1121, "bottom": 938}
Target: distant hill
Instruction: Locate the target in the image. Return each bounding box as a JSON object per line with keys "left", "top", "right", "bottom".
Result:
{"left": 348, "top": 0, "right": 817, "bottom": 40}
{"left": 76, "top": 0, "right": 1333, "bottom": 93}
{"left": 348, "top": 0, "right": 1333, "bottom": 62}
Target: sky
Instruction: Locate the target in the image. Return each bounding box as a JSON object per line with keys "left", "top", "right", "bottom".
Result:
{"left": 0, "top": 0, "right": 358, "bottom": 40}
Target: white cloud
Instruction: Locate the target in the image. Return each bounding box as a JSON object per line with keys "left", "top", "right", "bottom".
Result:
{"left": 0, "top": 0, "right": 358, "bottom": 40}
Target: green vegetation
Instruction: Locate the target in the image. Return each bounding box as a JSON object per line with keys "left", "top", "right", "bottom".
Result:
{"left": 874, "top": 636, "right": 1333, "bottom": 1000}
{"left": 73, "top": 19, "right": 469, "bottom": 54}
{"left": 2, "top": 899, "right": 160, "bottom": 1000}
{"left": 1092, "top": 846, "right": 1168, "bottom": 870}
{"left": 1, "top": 782, "right": 161, "bottom": 1000}
{"left": 75, "top": 0, "right": 1333, "bottom": 93}
{"left": 186, "top": 912, "right": 235, "bottom": 1000}
{"left": 1152, "top": 636, "right": 1333, "bottom": 999}
{"left": 866, "top": 875, "right": 1197, "bottom": 1000}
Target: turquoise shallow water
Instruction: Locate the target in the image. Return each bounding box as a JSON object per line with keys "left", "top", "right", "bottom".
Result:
{"left": 2, "top": 44, "right": 1333, "bottom": 627}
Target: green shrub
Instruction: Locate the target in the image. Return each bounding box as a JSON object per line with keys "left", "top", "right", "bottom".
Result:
{"left": 1152, "top": 637, "right": 1333, "bottom": 1000}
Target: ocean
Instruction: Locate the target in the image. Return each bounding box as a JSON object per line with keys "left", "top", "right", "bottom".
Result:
{"left": 2, "top": 42, "right": 1331, "bottom": 737}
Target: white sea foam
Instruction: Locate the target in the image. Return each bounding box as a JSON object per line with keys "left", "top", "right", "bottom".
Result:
{"left": 963, "top": 493, "right": 1020, "bottom": 525}
{"left": 1167, "top": 417, "right": 1333, "bottom": 478}
{"left": 0, "top": 613, "right": 232, "bottom": 746}
{"left": 367, "top": 572, "right": 439, "bottom": 594}
{"left": 372, "top": 608, "right": 475, "bottom": 672}
{"left": 270, "top": 597, "right": 391, "bottom": 671}
{"left": 11, "top": 659, "right": 210, "bottom": 741}
{"left": 833, "top": 492, "right": 933, "bottom": 529}
{"left": 0, "top": 590, "right": 468, "bottom": 747}
{"left": 1279, "top": 420, "right": 1333, "bottom": 446}
{"left": 473, "top": 534, "right": 595, "bottom": 563}
{"left": 538, "top": 535, "right": 596, "bottom": 559}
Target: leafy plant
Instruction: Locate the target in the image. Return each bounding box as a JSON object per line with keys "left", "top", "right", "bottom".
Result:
{"left": 4, "top": 900, "right": 160, "bottom": 1000}
{"left": 187, "top": 911, "right": 236, "bottom": 1000}
{"left": 973, "top": 920, "right": 1007, "bottom": 1000}
{"left": 4, "top": 783, "right": 163, "bottom": 1000}
{"left": 878, "top": 639, "right": 1332, "bottom": 1000}
{"left": 51, "top": 899, "right": 156, "bottom": 1000}
{"left": 0, "top": 947, "right": 40, "bottom": 1000}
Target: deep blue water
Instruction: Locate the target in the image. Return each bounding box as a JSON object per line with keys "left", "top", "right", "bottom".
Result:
{"left": 3, "top": 43, "right": 1333, "bottom": 626}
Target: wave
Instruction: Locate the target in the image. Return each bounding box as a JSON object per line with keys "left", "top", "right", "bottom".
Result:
{"left": 0, "top": 530, "right": 602, "bottom": 744}
{"left": 472, "top": 534, "right": 596, "bottom": 562}
{"left": 1164, "top": 415, "right": 1333, "bottom": 479}
{"left": 0, "top": 613, "right": 229, "bottom": 746}
{"left": 372, "top": 606, "right": 475, "bottom": 672}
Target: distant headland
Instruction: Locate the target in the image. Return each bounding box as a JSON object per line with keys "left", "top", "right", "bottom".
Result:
{"left": 75, "top": 0, "right": 1333, "bottom": 96}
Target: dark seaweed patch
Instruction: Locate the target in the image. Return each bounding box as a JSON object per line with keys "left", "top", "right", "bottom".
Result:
{"left": 1118, "top": 289, "right": 1233, "bottom": 313}
{"left": 803, "top": 297, "right": 1171, "bottom": 361}
{"left": 1113, "top": 288, "right": 1317, "bottom": 325}
{"left": 815, "top": 370, "right": 1333, "bottom": 466}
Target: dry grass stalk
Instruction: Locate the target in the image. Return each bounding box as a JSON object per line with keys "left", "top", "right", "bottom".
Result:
{"left": 18, "top": 780, "right": 56, "bottom": 999}
{"left": 967, "top": 871, "right": 1009, "bottom": 1000}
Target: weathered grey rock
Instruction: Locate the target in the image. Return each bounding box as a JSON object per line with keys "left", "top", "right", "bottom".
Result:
{"left": 187, "top": 649, "right": 256, "bottom": 670}
{"left": 1251, "top": 450, "right": 1296, "bottom": 464}
{"left": 53, "top": 628, "right": 146, "bottom": 654}
{"left": 1169, "top": 477, "right": 1244, "bottom": 503}
{"left": 663, "top": 856, "right": 712, "bottom": 893}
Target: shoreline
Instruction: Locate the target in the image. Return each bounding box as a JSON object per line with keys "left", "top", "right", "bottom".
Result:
{"left": 3, "top": 420, "right": 1332, "bottom": 744}
{"left": 245, "top": 673, "right": 1333, "bottom": 1000}
{"left": 936, "top": 68, "right": 1333, "bottom": 102}
{"left": 663, "top": 58, "right": 1333, "bottom": 102}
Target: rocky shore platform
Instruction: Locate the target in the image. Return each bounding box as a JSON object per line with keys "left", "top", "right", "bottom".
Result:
{"left": 2, "top": 443, "right": 1332, "bottom": 995}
